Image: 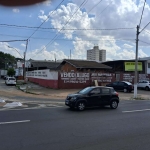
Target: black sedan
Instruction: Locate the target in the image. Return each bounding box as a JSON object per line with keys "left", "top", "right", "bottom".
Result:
{"left": 106, "top": 81, "right": 134, "bottom": 93}
{"left": 65, "top": 86, "right": 119, "bottom": 111}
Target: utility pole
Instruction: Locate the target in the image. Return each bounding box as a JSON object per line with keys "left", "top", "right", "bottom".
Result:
{"left": 23, "top": 39, "right": 28, "bottom": 80}
{"left": 134, "top": 25, "right": 140, "bottom": 98}
{"left": 70, "top": 49, "right": 71, "bottom": 59}
{"left": 134, "top": 22, "right": 150, "bottom": 98}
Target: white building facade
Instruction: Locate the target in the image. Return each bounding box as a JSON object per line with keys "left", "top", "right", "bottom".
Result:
{"left": 139, "top": 57, "right": 150, "bottom": 74}
{"left": 87, "top": 46, "right": 106, "bottom": 62}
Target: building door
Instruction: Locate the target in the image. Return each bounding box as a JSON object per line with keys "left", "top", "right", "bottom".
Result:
{"left": 116, "top": 74, "right": 120, "bottom": 81}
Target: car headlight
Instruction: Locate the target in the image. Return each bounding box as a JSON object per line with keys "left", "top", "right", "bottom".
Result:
{"left": 70, "top": 97, "right": 77, "bottom": 101}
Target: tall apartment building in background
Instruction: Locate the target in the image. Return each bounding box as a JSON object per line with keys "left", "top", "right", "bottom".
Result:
{"left": 87, "top": 46, "right": 106, "bottom": 62}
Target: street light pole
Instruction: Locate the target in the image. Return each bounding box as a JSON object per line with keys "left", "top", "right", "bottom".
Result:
{"left": 23, "top": 39, "right": 28, "bottom": 80}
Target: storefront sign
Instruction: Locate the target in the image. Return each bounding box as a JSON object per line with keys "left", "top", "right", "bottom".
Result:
{"left": 125, "top": 62, "right": 142, "bottom": 71}
{"left": 91, "top": 73, "right": 114, "bottom": 82}
{"left": 61, "top": 72, "right": 90, "bottom": 83}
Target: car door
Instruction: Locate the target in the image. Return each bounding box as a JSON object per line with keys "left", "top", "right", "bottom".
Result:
{"left": 87, "top": 88, "right": 101, "bottom": 106}
{"left": 108, "top": 82, "right": 118, "bottom": 90}
{"left": 99, "top": 88, "right": 111, "bottom": 105}
{"left": 137, "top": 81, "right": 142, "bottom": 88}
{"left": 117, "top": 82, "right": 125, "bottom": 91}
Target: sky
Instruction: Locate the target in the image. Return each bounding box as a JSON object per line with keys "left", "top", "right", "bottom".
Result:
{"left": 0, "top": 0, "right": 150, "bottom": 61}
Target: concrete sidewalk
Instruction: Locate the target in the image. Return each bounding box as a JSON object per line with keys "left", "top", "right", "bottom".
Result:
{"left": 19, "top": 81, "right": 150, "bottom": 100}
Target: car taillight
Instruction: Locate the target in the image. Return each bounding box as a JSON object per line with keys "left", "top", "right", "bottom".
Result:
{"left": 115, "top": 92, "right": 119, "bottom": 96}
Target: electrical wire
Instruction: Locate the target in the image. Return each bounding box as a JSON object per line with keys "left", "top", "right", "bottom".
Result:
{"left": 34, "top": 0, "right": 88, "bottom": 55}
{"left": 87, "top": 0, "right": 103, "bottom": 13}
{"left": 139, "top": 40, "right": 150, "bottom": 46}
{"left": 143, "top": 29, "right": 150, "bottom": 35}
{"left": 139, "top": 0, "right": 146, "bottom": 27}
{"left": 27, "top": 0, "right": 65, "bottom": 39}
{"left": 0, "top": 33, "right": 135, "bottom": 41}
{"left": 0, "top": 24, "right": 135, "bottom": 30}
{"left": 0, "top": 40, "right": 27, "bottom": 42}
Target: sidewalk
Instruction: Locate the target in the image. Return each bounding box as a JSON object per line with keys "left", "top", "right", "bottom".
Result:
{"left": 19, "top": 81, "right": 150, "bottom": 100}
{"left": 19, "top": 81, "right": 79, "bottom": 99}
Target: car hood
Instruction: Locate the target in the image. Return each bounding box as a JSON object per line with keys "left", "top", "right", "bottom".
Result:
{"left": 67, "top": 93, "right": 83, "bottom": 97}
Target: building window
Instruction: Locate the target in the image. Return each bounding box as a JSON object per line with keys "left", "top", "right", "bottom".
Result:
{"left": 148, "top": 63, "right": 150, "bottom": 68}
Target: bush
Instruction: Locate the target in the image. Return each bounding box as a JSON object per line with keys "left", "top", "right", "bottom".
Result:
{"left": 7, "top": 68, "right": 16, "bottom": 76}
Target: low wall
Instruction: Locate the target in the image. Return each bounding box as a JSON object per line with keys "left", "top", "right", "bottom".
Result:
{"left": 28, "top": 77, "right": 58, "bottom": 89}
{"left": 26, "top": 70, "right": 150, "bottom": 89}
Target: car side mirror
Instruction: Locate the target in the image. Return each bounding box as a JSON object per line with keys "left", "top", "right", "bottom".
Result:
{"left": 89, "top": 92, "right": 94, "bottom": 96}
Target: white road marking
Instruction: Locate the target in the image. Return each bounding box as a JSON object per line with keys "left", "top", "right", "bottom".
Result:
{"left": 0, "top": 106, "right": 63, "bottom": 111}
{"left": 122, "top": 108, "right": 150, "bottom": 113}
{"left": 0, "top": 120, "right": 30, "bottom": 125}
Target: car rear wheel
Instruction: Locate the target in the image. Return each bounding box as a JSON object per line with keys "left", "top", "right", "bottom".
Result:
{"left": 145, "top": 86, "right": 149, "bottom": 91}
{"left": 77, "top": 102, "right": 85, "bottom": 111}
{"left": 123, "top": 88, "right": 127, "bottom": 93}
{"left": 110, "top": 100, "right": 118, "bottom": 109}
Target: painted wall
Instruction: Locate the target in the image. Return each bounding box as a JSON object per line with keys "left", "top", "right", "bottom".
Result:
{"left": 27, "top": 69, "right": 58, "bottom": 88}
{"left": 147, "top": 60, "right": 150, "bottom": 74}
{"left": 26, "top": 69, "right": 150, "bottom": 89}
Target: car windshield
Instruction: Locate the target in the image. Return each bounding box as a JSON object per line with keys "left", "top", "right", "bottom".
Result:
{"left": 78, "top": 87, "right": 93, "bottom": 94}
{"left": 9, "top": 78, "right": 15, "bottom": 80}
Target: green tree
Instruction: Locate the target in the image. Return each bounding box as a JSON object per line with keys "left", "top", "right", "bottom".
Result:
{"left": 7, "top": 68, "right": 16, "bottom": 76}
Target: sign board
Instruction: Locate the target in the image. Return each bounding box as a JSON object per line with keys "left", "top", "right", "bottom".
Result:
{"left": 60, "top": 72, "right": 90, "bottom": 84}
{"left": 125, "top": 62, "right": 142, "bottom": 71}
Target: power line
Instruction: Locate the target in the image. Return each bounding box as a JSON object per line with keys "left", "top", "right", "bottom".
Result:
{"left": 139, "top": 40, "right": 150, "bottom": 46}
{"left": 0, "top": 33, "right": 135, "bottom": 41}
{"left": 143, "top": 29, "right": 150, "bottom": 35}
{"left": 27, "top": 0, "right": 65, "bottom": 39}
{"left": 139, "top": 0, "right": 146, "bottom": 27}
{"left": 0, "top": 24, "right": 135, "bottom": 30}
{"left": 35, "top": 0, "right": 89, "bottom": 55}
{"left": 0, "top": 39, "right": 27, "bottom": 42}
{"left": 87, "top": 0, "right": 103, "bottom": 13}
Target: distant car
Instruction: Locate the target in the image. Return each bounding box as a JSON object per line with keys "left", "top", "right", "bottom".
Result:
{"left": 106, "top": 81, "right": 133, "bottom": 93}
{"left": 137, "top": 80, "right": 150, "bottom": 91}
{"left": 65, "top": 86, "right": 119, "bottom": 111}
{"left": 5, "top": 77, "right": 16, "bottom": 85}
{"left": 3, "top": 75, "right": 8, "bottom": 80}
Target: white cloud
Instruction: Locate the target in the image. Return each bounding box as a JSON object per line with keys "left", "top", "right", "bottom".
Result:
{"left": 40, "top": 10, "right": 44, "bottom": 15}
{"left": 139, "top": 49, "right": 148, "bottom": 58}
{"left": 0, "top": 43, "right": 23, "bottom": 58}
{"left": 21, "top": 43, "right": 26, "bottom": 47}
{"left": 45, "top": 1, "right": 150, "bottom": 60}
{"left": 12, "top": 8, "right": 20, "bottom": 13}
{"left": 123, "top": 44, "right": 133, "bottom": 49}
{"left": 54, "top": 42, "right": 59, "bottom": 46}
{"left": 38, "top": 10, "right": 48, "bottom": 22}
{"left": 43, "top": 0, "right": 51, "bottom": 6}
{"left": 26, "top": 46, "right": 67, "bottom": 60}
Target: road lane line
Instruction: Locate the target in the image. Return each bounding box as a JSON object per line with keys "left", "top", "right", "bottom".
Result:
{"left": 122, "top": 108, "right": 150, "bottom": 113}
{"left": 0, "top": 120, "right": 30, "bottom": 125}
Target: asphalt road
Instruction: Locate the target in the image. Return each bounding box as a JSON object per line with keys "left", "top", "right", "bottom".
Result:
{"left": 1, "top": 100, "right": 150, "bottom": 150}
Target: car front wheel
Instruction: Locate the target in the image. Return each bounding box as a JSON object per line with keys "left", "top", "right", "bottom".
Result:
{"left": 123, "top": 88, "right": 127, "bottom": 93}
{"left": 77, "top": 102, "right": 85, "bottom": 111}
{"left": 110, "top": 100, "right": 118, "bottom": 109}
